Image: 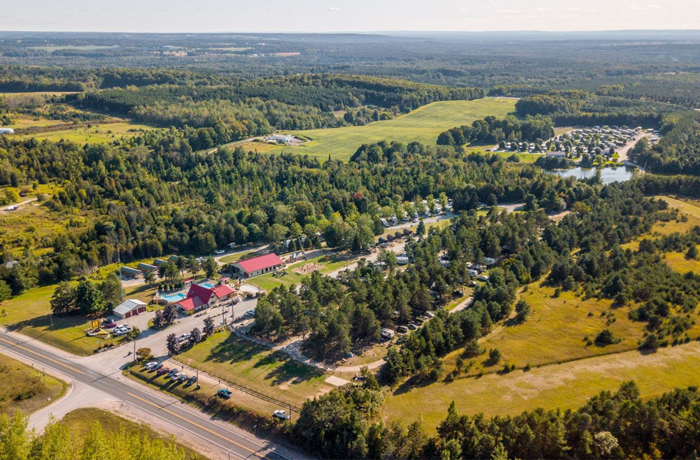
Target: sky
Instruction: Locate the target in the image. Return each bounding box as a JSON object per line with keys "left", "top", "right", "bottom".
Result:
{"left": 1, "top": 0, "right": 699, "bottom": 33}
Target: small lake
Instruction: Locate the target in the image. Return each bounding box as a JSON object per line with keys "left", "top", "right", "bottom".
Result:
{"left": 547, "top": 166, "right": 635, "bottom": 184}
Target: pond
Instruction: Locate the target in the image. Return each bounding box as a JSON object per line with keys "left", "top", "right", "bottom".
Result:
{"left": 546, "top": 166, "right": 635, "bottom": 184}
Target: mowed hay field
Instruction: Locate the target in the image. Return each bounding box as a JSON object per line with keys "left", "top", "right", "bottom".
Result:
{"left": 281, "top": 98, "right": 516, "bottom": 160}
{"left": 11, "top": 121, "right": 155, "bottom": 144}
{"left": 0, "top": 352, "right": 66, "bottom": 415}
{"left": 383, "top": 341, "right": 700, "bottom": 432}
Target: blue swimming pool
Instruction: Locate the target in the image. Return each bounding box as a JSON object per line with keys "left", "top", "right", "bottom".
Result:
{"left": 160, "top": 292, "right": 186, "bottom": 303}
{"left": 198, "top": 282, "right": 215, "bottom": 289}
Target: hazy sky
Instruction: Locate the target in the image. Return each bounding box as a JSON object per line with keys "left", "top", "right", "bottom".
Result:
{"left": 2, "top": 0, "right": 699, "bottom": 33}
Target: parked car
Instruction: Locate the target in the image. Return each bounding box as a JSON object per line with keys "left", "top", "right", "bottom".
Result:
{"left": 452, "top": 290, "right": 464, "bottom": 297}
{"left": 144, "top": 361, "right": 158, "bottom": 370}
{"left": 408, "top": 323, "right": 419, "bottom": 330}
{"left": 217, "top": 389, "right": 232, "bottom": 399}
{"left": 178, "top": 374, "right": 189, "bottom": 382}
{"left": 425, "top": 311, "right": 435, "bottom": 318}
{"left": 102, "top": 320, "right": 117, "bottom": 329}
{"left": 185, "top": 375, "right": 198, "bottom": 387}
{"left": 273, "top": 410, "right": 291, "bottom": 420}
{"left": 156, "top": 367, "right": 170, "bottom": 376}
{"left": 397, "top": 326, "right": 409, "bottom": 334}
{"left": 215, "top": 249, "right": 225, "bottom": 255}
{"left": 245, "top": 310, "right": 255, "bottom": 317}
{"left": 152, "top": 362, "right": 163, "bottom": 371}
{"left": 167, "top": 368, "right": 179, "bottom": 377}
{"left": 477, "top": 275, "right": 490, "bottom": 282}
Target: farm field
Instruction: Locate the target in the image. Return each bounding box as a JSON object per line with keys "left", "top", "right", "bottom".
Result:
{"left": 280, "top": 98, "right": 516, "bottom": 160}
{"left": 59, "top": 408, "right": 207, "bottom": 460}
{"left": 0, "top": 352, "right": 66, "bottom": 415}
{"left": 177, "top": 332, "right": 332, "bottom": 407}
{"left": 10, "top": 121, "right": 156, "bottom": 144}
{"left": 383, "top": 340, "right": 700, "bottom": 432}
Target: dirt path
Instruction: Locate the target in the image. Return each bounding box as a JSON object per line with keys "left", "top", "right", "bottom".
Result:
{"left": 0, "top": 197, "right": 37, "bottom": 211}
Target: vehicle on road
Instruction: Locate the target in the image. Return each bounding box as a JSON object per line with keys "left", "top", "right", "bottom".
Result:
{"left": 273, "top": 410, "right": 290, "bottom": 420}
{"left": 217, "top": 389, "right": 232, "bottom": 399}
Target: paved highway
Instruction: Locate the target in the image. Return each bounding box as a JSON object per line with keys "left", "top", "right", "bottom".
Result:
{"left": 0, "top": 330, "right": 304, "bottom": 460}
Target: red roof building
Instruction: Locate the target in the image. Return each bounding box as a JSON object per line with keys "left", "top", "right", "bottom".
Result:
{"left": 175, "top": 283, "right": 236, "bottom": 315}
{"left": 231, "top": 253, "right": 284, "bottom": 277}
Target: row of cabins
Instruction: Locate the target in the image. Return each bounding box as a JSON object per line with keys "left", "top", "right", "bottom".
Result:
{"left": 119, "top": 255, "right": 181, "bottom": 279}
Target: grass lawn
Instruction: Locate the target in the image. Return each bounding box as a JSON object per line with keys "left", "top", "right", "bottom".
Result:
{"left": 383, "top": 340, "right": 700, "bottom": 432}
{"left": 59, "top": 408, "right": 207, "bottom": 460}
{"left": 622, "top": 195, "right": 700, "bottom": 252}
{"left": 0, "top": 353, "right": 66, "bottom": 415}
{"left": 10, "top": 121, "right": 156, "bottom": 144}
{"left": 0, "top": 284, "right": 111, "bottom": 356}
{"left": 177, "top": 331, "right": 332, "bottom": 407}
{"left": 219, "top": 249, "right": 259, "bottom": 264}
{"left": 487, "top": 151, "right": 541, "bottom": 163}
{"left": 248, "top": 253, "right": 347, "bottom": 291}
{"left": 661, "top": 249, "right": 700, "bottom": 274}
{"left": 278, "top": 98, "right": 515, "bottom": 160}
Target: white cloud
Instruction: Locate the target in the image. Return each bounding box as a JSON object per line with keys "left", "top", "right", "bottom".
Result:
{"left": 496, "top": 9, "right": 521, "bottom": 14}
{"left": 328, "top": 7, "right": 340, "bottom": 12}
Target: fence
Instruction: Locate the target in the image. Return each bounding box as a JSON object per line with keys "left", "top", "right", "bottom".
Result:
{"left": 169, "top": 357, "right": 302, "bottom": 413}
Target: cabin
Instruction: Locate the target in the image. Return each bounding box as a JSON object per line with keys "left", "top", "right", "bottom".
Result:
{"left": 231, "top": 253, "right": 284, "bottom": 278}
{"left": 119, "top": 266, "right": 141, "bottom": 279}
{"left": 137, "top": 262, "right": 158, "bottom": 273}
{"left": 153, "top": 258, "right": 169, "bottom": 267}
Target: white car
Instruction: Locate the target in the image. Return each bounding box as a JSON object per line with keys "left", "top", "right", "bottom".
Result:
{"left": 144, "top": 361, "right": 158, "bottom": 369}
{"left": 273, "top": 410, "right": 290, "bottom": 420}
{"left": 477, "top": 275, "right": 490, "bottom": 282}
{"left": 215, "top": 250, "right": 225, "bottom": 255}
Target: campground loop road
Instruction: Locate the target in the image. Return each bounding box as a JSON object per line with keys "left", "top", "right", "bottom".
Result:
{"left": 0, "top": 330, "right": 304, "bottom": 460}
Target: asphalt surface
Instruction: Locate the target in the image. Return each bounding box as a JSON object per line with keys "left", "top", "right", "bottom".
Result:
{"left": 0, "top": 330, "right": 297, "bottom": 460}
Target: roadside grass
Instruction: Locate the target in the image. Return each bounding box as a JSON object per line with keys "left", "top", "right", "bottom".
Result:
{"left": 59, "top": 408, "right": 207, "bottom": 460}
{"left": 0, "top": 284, "right": 110, "bottom": 356}
{"left": 0, "top": 353, "right": 66, "bottom": 415}
{"left": 233, "top": 140, "right": 284, "bottom": 154}
{"left": 177, "top": 331, "right": 332, "bottom": 407}
{"left": 383, "top": 340, "right": 700, "bottom": 432}
{"left": 280, "top": 98, "right": 515, "bottom": 160}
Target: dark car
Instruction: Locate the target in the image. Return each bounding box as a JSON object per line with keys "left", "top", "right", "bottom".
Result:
{"left": 217, "top": 389, "right": 232, "bottom": 399}
{"left": 156, "top": 367, "right": 170, "bottom": 376}
{"left": 185, "top": 375, "right": 198, "bottom": 387}
{"left": 102, "top": 320, "right": 117, "bottom": 329}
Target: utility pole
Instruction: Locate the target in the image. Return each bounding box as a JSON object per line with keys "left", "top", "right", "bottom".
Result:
{"left": 43, "top": 367, "right": 46, "bottom": 387}
{"left": 133, "top": 338, "right": 136, "bottom": 366}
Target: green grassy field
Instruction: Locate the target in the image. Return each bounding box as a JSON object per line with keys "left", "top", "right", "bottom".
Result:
{"left": 275, "top": 98, "right": 515, "bottom": 160}
{"left": 383, "top": 340, "right": 700, "bottom": 432}
{"left": 0, "top": 284, "right": 113, "bottom": 356}
{"left": 177, "top": 332, "right": 332, "bottom": 407}
{"left": 11, "top": 121, "right": 155, "bottom": 144}
{"left": 248, "top": 253, "right": 347, "bottom": 292}
{"left": 0, "top": 353, "right": 66, "bottom": 415}
{"left": 59, "top": 408, "right": 207, "bottom": 460}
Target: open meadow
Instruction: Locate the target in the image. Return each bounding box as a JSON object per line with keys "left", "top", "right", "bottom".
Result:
{"left": 10, "top": 121, "right": 155, "bottom": 144}
{"left": 0, "top": 352, "right": 66, "bottom": 415}
{"left": 276, "top": 98, "right": 515, "bottom": 160}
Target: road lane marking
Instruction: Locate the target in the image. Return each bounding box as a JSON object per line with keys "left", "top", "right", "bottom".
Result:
{"left": 0, "top": 337, "right": 86, "bottom": 376}
{"left": 127, "top": 392, "right": 269, "bottom": 459}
